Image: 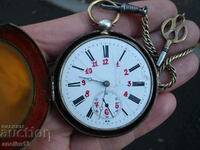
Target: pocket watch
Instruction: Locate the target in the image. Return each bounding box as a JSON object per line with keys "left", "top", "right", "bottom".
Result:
{"left": 0, "top": 0, "right": 191, "bottom": 149}
{"left": 53, "top": 0, "right": 190, "bottom": 137}
{"left": 54, "top": 30, "right": 158, "bottom": 137}
{"left": 53, "top": 1, "right": 158, "bottom": 138}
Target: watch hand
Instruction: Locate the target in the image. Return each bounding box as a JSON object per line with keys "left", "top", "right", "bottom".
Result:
{"left": 103, "top": 98, "right": 114, "bottom": 118}
{"left": 79, "top": 76, "right": 111, "bottom": 88}
{"left": 79, "top": 76, "right": 104, "bottom": 84}
{"left": 107, "top": 105, "right": 114, "bottom": 118}
{"left": 99, "top": 87, "right": 107, "bottom": 119}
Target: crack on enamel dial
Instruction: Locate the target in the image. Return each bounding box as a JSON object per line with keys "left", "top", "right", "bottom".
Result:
{"left": 56, "top": 32, "right": 157, "bottom": 135}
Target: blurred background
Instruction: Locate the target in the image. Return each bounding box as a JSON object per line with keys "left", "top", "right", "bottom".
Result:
{"left": 0, "top": 0, "right": 199, "bottom": 150}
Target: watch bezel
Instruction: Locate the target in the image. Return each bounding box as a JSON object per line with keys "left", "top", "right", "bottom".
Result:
{"left": 54, "top": 31, "right": 158, "bottom": 138}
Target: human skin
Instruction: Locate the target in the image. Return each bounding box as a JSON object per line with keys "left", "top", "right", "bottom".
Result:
{"left": 21, "top": 0, "right": 200, "bottom": 150}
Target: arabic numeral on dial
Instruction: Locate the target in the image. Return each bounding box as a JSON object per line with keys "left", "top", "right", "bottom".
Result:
{"left": 104, "top": 109, "right": 109, "bottom": 115}
{"left": 85, "top": 68, "right": 93, "bottom": 74}
{"left": 124, "top": 91, "right": 129, "bottom": 97}
{"left": 128, "top": 81, "right": 132, "bottom": 87}
{"left": 92, "top": 61, "right": 98, "bottom": 67}
{"left": 94, "top": 102, "right": 99, "bottom": 108}
{"left": 124, "top": 69, "right": 129, "bottom": 76}
{"left": 85, "top": 90, "right": 90, "bottom": 98}
{"left": 103, "top": 59, "right": 109, "bottom": 65}
{"left": 115, "top": 102, "right": 120, "bottom": 109}
{"left": 82, "top": 80, "right": 86, "bottom": 86}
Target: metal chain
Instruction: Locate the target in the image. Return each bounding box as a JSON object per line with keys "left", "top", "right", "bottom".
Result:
{"left": 141, "top": 15, "right": 159, "bottom": 61}
{"left": 141, "top": 14, "right": 193, "bottom": 90}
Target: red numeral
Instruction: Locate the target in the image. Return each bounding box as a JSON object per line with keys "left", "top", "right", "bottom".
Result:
{"left": 128, "top": 81, "right": 132, "bottom": 87}
{"left": 104, "top": 109, "right": 109, "bottom": 115}
{"left": 85, "top": 68, "right": 93, "bottom": 74}
{"left": 92, "top": 61, "right": 98, "bottom": 67}
{"left": 116, "top": 61, "right": 120, "bottom": 67}
{"left": 103, "top": 59, "right": 109, "bottom": 65}
{"left": 124, "top": 91, "right": 128, "bottom": 97}
{"left": 94, "top": 102, "right": 99, "bottom": 108}
{"left": 115, "top": 102, "right": 120, "bottom": 109}
{"left": 82, "top": 80, "right": 86, "bottom": 86}
{"left": 124, "top": 69, "right": 129, "bottom": 76}
{"left": 85, "top": 90, "right": 90, "bottom": 97}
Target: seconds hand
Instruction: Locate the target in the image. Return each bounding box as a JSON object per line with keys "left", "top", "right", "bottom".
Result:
{"left": 102, "top": 98, "right": 114, "bottom": 118}
{"left": 99, "top": 87, "right": 107, "bottom": 119}
{"left": 101, "top": 81, "right": 114, "bottom": 118}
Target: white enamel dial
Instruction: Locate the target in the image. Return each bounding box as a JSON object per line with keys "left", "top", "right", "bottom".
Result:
{"left": 59, "top": 35, "right": 154, "bottom": 130}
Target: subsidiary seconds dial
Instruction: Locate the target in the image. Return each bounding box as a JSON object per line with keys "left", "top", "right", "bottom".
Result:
{"left": 56, "top": 32, "right": 157, "bottom": 137}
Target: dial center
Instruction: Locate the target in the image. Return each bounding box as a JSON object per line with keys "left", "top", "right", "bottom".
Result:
{"left": 103, "top": 80, "right": 110, "bottom": 87}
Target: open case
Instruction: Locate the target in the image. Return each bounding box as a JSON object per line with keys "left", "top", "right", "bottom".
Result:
{"left": 0, "top": 24, "right": 50, "bottom": 150}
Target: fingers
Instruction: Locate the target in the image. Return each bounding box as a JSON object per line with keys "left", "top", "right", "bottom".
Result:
{"left": 132, "top": 93, "right": 176, "bottom": 139}
{"left": 160, "top": 53, "right": 199, "bottom": 92}
{"left": 70, "top": 92, "right": 176, "bottom": 150}
{"left": 136, "top": 20, "right": 200, "bottom": 55}
{"left": 22, "top": 0, "right": 177, "bottom": 59}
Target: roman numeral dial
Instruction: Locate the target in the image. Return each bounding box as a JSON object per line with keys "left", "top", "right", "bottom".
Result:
{"left": 86, "top": 107, "right": 94, "bottom": 118}
{"left": 133, "top": 82, "right": 145, "bottom": 86}
{"left": 59, "top": 36, "right": 153, "bottom": 131}
{"left": 72, "top": 65, "right": 84, "bottom": 71}
{"left": 128, "top": 94, "right": 141, "bottom": 104}
{"left": 85, "top": 50, "right": 95, "bottom": 62}
{"left": 122, "top": 108, "right": 128, "bottom": 116}
{"left": 119, "top": 50, "right": 126, "bottom": 62}
{"left": 73, "top": 96, "right": 85, "bottom": 107}
{"left": 128, "top": 81, "right": 145, "bottom": 87}
{"left": 68, "top": 82, "right": 81, "bottom": 87}
{"left": 129, "top": 64, "right": 140, "bottom": 72}
{"left": 103, "top": 45, "right": 109, "bottom": 58}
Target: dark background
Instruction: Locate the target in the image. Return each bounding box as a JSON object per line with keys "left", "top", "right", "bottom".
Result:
{"left": 0, "top": 0, "right": 199, "bottom": 150}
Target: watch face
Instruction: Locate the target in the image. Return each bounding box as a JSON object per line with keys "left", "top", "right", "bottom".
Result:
{"left": 55, "top": 32, "right": 157, "bottom": 137}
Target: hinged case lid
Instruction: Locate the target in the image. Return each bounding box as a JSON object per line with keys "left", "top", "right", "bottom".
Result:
{"left": 0, "top": 24, "right": 50, "bottom": 150}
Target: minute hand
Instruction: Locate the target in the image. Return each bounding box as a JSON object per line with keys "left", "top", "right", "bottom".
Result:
{"left": 79, "top": 76, "right": 104, "bottom": 84}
